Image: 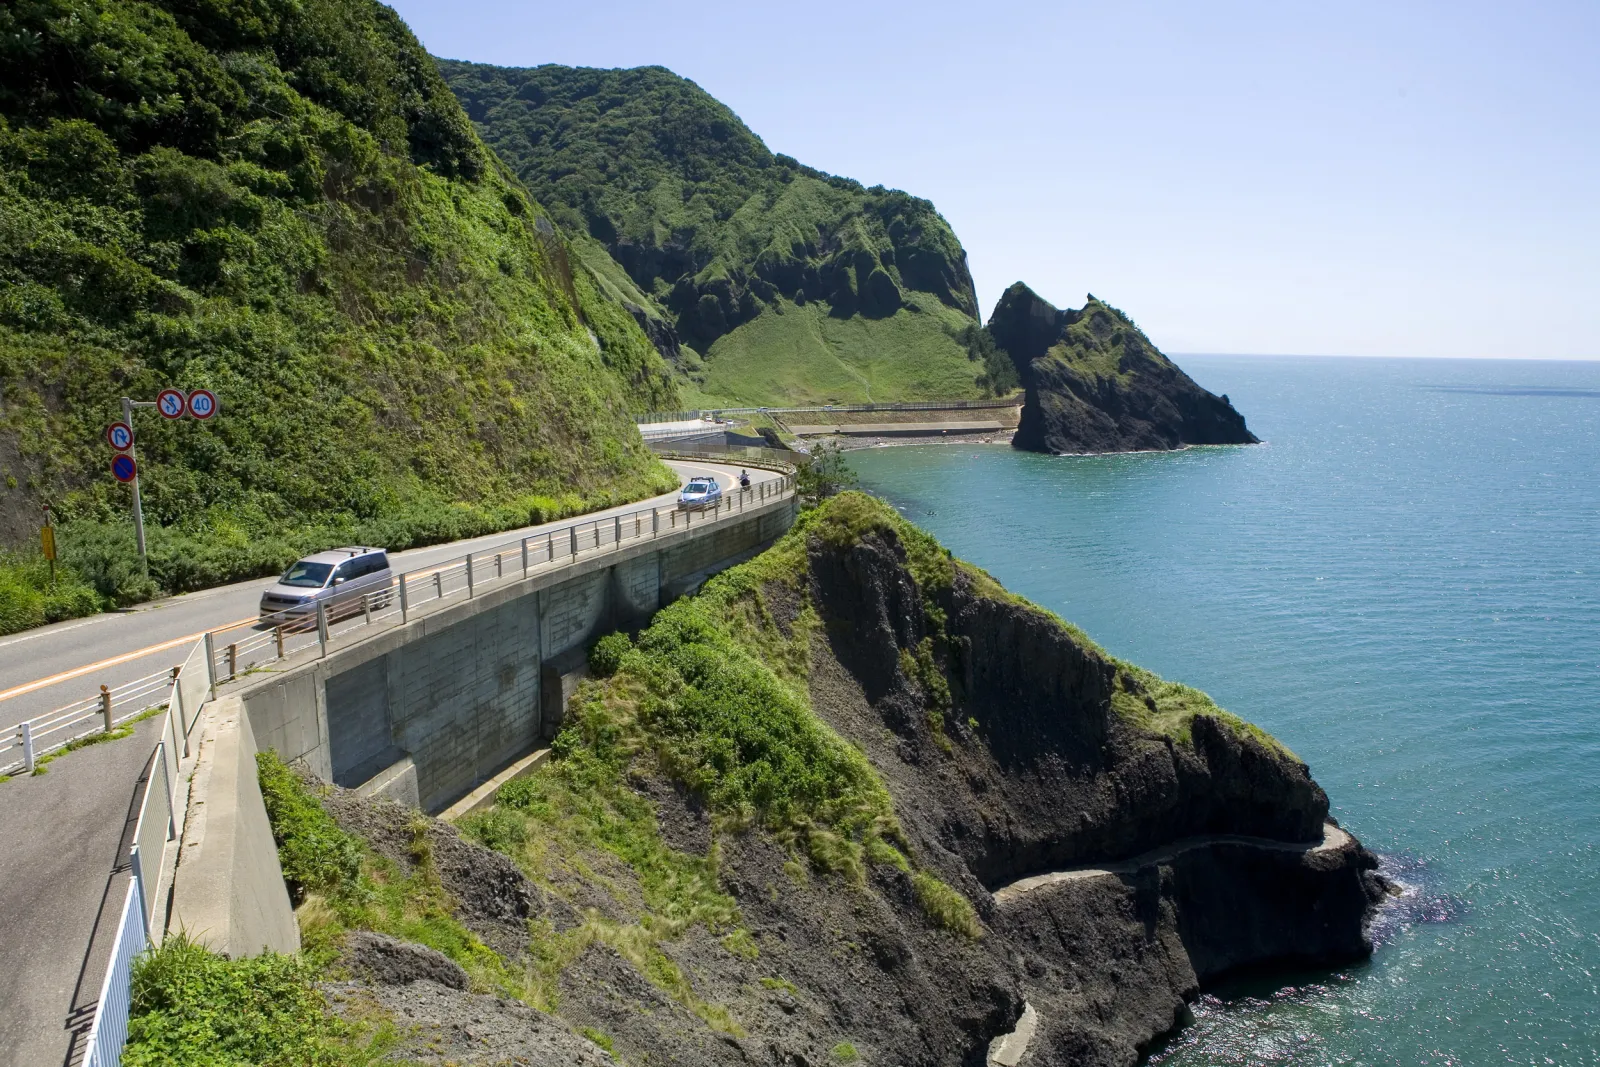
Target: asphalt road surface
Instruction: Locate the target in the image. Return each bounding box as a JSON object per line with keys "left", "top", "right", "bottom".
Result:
{"left": 0, "top": 459, "right": 775, "bottom": 737}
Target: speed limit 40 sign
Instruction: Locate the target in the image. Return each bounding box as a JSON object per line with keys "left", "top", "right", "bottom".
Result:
{"left": 187, "top": 389, "right": 218, "bottom": 419}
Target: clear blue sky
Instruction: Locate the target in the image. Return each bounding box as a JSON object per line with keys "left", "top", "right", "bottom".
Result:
{"left": 395, "top": 0, "right": 1598, "bottom": 359}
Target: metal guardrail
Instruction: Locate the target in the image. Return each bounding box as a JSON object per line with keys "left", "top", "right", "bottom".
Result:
{"left": 5, "top": 458, "right": 799, "bottom": 778}
{"left": 197, "top": 470, "right": 798, "bottom": 686}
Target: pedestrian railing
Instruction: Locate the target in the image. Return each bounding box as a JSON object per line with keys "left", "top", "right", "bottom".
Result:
{"left": 83, "top": 733, "right": 175, "bottom": 1067}
{"left": 3, "top": 672, "right": 169, "bottom": 777}
{"left": 84, "top": 879, "right": 145, "bottom": 1067}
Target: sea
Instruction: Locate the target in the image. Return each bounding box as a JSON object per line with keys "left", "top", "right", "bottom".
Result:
{"left": 847, "top": 356, "right": 1600, "bottom": 1066}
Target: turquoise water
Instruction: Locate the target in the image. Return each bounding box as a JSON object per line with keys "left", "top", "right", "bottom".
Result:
{"left": 848, "top": 357, "right": 1600, "bottom": 1066}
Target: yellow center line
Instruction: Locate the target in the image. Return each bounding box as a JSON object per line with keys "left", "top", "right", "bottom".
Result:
{"left": 1, "top": 467, "right": 767, "bottom": 707}
{"left": 0, "top": 615, "right": 256, "bottom": 704}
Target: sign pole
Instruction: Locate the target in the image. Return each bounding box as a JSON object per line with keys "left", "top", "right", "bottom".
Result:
{"left": 40, "top": 505, "right": 56, "bottom": 588}
{"left": 121, "top": 396, "right": 149, "bottom": 575}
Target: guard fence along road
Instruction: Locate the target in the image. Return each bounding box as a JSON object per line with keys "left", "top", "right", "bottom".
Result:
{"left": 4, "top": 462, "right": 796, "bottom": 779}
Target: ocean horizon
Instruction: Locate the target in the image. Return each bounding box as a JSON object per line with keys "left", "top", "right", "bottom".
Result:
{"left": 850, "top": 354, "right": 1600, "bottom": 1065}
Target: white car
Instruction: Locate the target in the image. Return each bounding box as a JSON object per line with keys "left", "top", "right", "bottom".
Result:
{"left": 677, "top": 477, "right": 723, "bottom": 510}
{"left": 259, "top": 547, "right": 393, "bottom": 625}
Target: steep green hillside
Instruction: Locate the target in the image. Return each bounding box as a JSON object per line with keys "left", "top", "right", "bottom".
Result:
{"left": 437, "top": 61, "right": 1002, "bottom": 407}
{"left": 0, "top": 0, "right": 679, "bottom": 621}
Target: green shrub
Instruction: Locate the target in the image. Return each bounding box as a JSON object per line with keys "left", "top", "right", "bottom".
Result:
{"left": 831, "top": 1042, "right": 860, "bottom": 1063}
{"left": 124, "top": 934, "right": 389, "bottom": 1067}
{"left": 911, "top": 871, "right": 981, "bottom": 939}
{"left": 588, "top": 631, "right": 632, "bottom": 677}
{"left": 255, "top": 751, "right": 362, "bottom": 904}
{"left": 455, "top": 804, "right": 527, "bottom": 855}
{"left": 0, "top": 552, "right": 102, "bottom": 635}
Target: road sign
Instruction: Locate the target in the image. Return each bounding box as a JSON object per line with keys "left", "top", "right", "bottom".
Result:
{"left": 112, "top": 454, "right": 138, "bottom": 483}
{"left": 106, "top": 422, "right": 134, "bottom": 451}
{"left": 187, "top": 389, "right": 217, "bottom": 419}
{"left": 156, "top": 388, "right": 187, "bottom": 419}
{"left": 40, "top": 525, "right": 56, "bottom": 560}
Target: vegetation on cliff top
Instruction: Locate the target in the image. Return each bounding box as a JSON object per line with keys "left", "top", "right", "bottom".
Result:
{"left": 437, "top": 60, "right": 1000, "bottom": 407}
{"left": 0, "top": 0, "right": 679, "bottom": 630}
{"left": 987, "top": 282, "right": 1258, "bottom": 455}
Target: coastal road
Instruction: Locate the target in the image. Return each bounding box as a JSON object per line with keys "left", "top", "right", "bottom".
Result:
{"left": 0, "top": 458, "right": 781, "bottom": 1065}
{"left": 0, "top": 459, "right": 778, "bottom": 738}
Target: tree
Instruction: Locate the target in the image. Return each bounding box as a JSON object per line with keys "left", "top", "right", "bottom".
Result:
{"left": 796, "top": 441, "right": 859, "bottom": 505}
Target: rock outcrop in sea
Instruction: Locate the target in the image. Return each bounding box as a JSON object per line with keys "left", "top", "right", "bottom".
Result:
{"left": 989, "top": 282, "right": 1260, "bottom": 455}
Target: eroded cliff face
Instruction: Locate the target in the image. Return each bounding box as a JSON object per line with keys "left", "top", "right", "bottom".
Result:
{"left": 796, "top": 509, "right": 1383, "bottom": 1063}
{"left": 988, "top": 282, "right": 1259, "bottom": 455}
{"left": 288, "top": 496, "right": 1382, "bottom": 1067}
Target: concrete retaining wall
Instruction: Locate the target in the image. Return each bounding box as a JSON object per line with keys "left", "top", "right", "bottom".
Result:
{"left": 168, "top": 696, "right": 299, "bottom": 957}
{"left": 237, "top": 497, "right": 794, "bottom": 815}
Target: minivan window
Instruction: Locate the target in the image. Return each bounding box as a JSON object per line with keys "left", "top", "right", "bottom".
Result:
{"left": 280, "top": 561, "right": 333, "bottom": 587}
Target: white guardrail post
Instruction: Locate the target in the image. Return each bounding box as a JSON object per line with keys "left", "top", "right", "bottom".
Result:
{"left": 465, "top": 556, "right": 474, "bottom": 597}
{"left": 399, "top": 573, "right": 409, "bottom": 622}
{"left": 522, "top": 537, "right": 530, "bottom": 577}
{"left": 316, "top": 601, "right": 329, "bottom": 656}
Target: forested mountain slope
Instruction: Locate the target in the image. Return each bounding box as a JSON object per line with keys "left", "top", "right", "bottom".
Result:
{"left": 0, "top": 0, "right": 678, "bottom": 621}
{"left": 438, "top": 61, "right": 1013, "bottom": 407}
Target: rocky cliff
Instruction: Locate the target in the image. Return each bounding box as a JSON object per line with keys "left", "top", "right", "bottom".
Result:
{"left": 989, "top": 283, "right": 1259, "bottom": 454}
{"left": 180, "top": 495, "right": 1383, "bottom": 1067}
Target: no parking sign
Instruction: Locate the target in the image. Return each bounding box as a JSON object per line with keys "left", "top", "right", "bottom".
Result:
{"left": 111, "top": 454, "right": 138, "bottom": 483}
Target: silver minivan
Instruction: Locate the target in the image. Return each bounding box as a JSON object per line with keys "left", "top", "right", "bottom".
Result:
{"left": 258, "top": 546, "right": 393, "bottom": 625}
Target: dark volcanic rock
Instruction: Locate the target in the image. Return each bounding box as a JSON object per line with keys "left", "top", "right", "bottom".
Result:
{"left": 339, "top": 931, "right": 468, "bottom": 990}
{"left": 989, "top": 282, "right": 1259, "bottom": 454}
{"left": 624, "top": 300, "right": 684, "bottom": 364}
{"left": 325, "top": 979, "right": 614, "bottom": 1065}
{"left": 795, "top": 516, "right": 1384, "bottom": 1063}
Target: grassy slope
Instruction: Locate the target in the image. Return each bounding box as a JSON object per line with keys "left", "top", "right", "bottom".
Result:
{"left": 0, "top": 0, "right": 679, "bottom": 626}
{"left": 436, "top": 60, "right": 995, "bottom": 408}
{"left": 690, "top": 298, "right": 984, "bottom": 407}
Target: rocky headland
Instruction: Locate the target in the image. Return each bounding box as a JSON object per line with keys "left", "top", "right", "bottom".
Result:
{"left": 244, "top": 494, "right": 1386, "bottom": 1067}
{"left": 989, "top": 283, "right": 1260, "bottom": 455}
